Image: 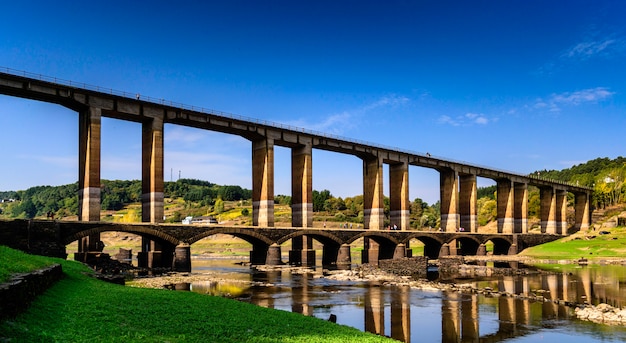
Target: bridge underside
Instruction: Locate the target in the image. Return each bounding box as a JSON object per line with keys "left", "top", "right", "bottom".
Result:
{"left": 0, "top": 220, "right": 562, "bottom": 272}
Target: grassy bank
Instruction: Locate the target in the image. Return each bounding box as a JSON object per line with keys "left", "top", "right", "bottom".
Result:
{"left": 0, "top": 247, "right": 392, "bottom": 343}
{"left": 521, "top": 227, "right": 626, "bottom": 259}
{"left": 0, "top": 246, "right": 54, "bottom": 283}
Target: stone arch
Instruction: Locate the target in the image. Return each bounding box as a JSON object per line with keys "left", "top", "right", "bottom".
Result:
{"left": 482, "top": 235, "right": 514, "bottom": 255}
{"left": 402, "top": 233, "right": 445, "bottom": 259}
{"left": 62, "top": 225, "right": 180, "bottom": 246}
{"left": 185, "top": 227, "right": 274, "bottom": 246}
{"left": 445, "top": 235, "right": 482, "bottom": 256}
{"left": 277, "top": 230, "right": 346, "bottom": 267}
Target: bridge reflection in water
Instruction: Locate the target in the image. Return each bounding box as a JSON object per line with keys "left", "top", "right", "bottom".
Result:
{"left": 183, "top": 260, "right": 626, "bottom": 343}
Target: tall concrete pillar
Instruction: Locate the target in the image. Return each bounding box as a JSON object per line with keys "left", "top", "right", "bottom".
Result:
{"left": 252, "top": 138, "right": 274, "bottom": 227}
{"left": 514, "top": 183, "right": 528, "bottom": 233}
{"left": 540, "top": 187, "right": 557, "bottom": 234}
{"left": 389, "top": 160, "right": 410, "bottom": 230}
{"left": 78, "top": 107, "right": 101, "bottom": 254}
{"left": 363, "top": 154, "right": 384, "bottom": 230}
{"left": 459, "top": 174, "right": 477, "bottom": 232}
{"left": 142, "top": 115, "right": 164, "bottom": 223}
{"left": 440, "top": 168, "right": 459, "bottom": 232}
{"left": 556, "top": 190, "right": 569, "bottom": 235}
{"left": 78, "top": 106, "right": 101, "bottom": 222}
{"left": 575, "top": 192, "right": 591, "bottom": 231}
{"left": 291, "top": 141, "right": 313, "bottom": 227}
{"left": 497, "top": 179, "right": 514, "bottom": 234}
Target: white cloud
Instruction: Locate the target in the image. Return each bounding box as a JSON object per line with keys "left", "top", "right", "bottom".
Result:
{"left": 535, "top": 87, "right": 615, "bottom": 112}
{"left": 562, "top": 39, "right": 618, "bottom": 60}
{"left": 286, "top": 94, "right": 410, "bottom": 135}
{"left": 438, "top": 113, "right": 493, "bottom": 126}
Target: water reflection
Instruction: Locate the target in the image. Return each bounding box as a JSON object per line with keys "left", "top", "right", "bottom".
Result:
{"left": 186, "top": 259, "right": 626, "bottom": 342}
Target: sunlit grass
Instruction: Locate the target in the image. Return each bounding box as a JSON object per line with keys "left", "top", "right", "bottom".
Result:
{"left": 0, "top": 246, "right": 54, "bottom": 283}
{"left": 0, "top": 246, "right": 393, "bottom": 342}
{"left": 521, "top": 227, "right": 626, "bottom": 259}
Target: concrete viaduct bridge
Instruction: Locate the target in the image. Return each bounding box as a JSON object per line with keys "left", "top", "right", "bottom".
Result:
{"left": 0, "top": 68, "right": 592, "bottom": 271}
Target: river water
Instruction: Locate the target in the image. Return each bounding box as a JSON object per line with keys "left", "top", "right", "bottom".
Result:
{"left": 183, "top": 258, "right": 626, "bottom": 342}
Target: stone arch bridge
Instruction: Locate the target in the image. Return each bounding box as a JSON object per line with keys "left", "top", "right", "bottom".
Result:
{"left": 0, "top": 219, "right": 560, "bottom": 272}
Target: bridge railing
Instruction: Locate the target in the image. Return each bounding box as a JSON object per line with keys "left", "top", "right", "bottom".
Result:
{"left": 0, "top": 66, "right": 591, "bottom": 191}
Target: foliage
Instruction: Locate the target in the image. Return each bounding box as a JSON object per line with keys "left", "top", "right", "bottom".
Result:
{"left": 0, "top": 179, "right": 252, "bottom": 220}
{"left": 535, "top": 156, "right": 626, "bottom": 209}
{"left": 0, "top": 247, "right": 392, "bottom": 343}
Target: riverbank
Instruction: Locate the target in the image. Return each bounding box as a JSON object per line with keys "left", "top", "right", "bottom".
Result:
{"left": 128, "top": 255, "right": 626, "bottom": 328}
{"left": 0, "top": 248, "right": 394, "bottom": 343}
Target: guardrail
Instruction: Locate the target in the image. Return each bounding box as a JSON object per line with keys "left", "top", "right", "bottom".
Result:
{"left": 0, "top": 66, "right": 592, "bottom": 191}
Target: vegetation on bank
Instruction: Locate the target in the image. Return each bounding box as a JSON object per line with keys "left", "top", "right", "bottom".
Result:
{"left": 521, "top": 222, "right": 626, "bottom": 259}
{"left": 0, "top": 246, "right": 54, "bottom": 283}
{"left": 0, "top": 246, "right": 392, "bottom": 343}
{"left": 1, "top": 156, "right": 625, "bottom": 230}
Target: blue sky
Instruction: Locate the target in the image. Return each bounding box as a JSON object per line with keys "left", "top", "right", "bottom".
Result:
{"left": 1, "top": 1, "right": 625, "bottom": 204}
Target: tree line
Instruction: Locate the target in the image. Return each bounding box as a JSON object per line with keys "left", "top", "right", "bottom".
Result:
{"left": 2, "top": 156, "right": 624, "bottom": 224}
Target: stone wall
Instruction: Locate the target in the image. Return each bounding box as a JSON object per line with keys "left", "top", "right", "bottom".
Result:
{"left": 0, "top": 263, "right": 63, "bottom": 320}
{"left": 0, "top": 219, "right": 67, "bottom": 258}
{"left": 378, "top": 256, "right": 428, "bottom": 277}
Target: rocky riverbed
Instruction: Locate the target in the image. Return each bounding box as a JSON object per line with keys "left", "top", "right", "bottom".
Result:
{"left": 125, "top": 257, "right": 626, "bottom": 326}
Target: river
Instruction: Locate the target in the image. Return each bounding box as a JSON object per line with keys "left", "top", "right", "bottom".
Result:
{"left": 171, "top": 258, "right": 626, "bottom": 342}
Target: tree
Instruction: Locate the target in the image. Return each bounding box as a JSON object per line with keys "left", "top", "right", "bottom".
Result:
{"left": 214, "top": 197, "right": 225, "bottom": 214}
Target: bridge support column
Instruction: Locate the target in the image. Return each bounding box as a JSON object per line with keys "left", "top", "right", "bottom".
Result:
{"left": 363, "top": 155, "right": 384, "bottom": 230}
{"left": 252, "top": 138, "right": 274, "bottom": 227}
{"left": 439, "top": 243, "right": 450, "bottom": 257}
{"left": 393, "top": 243, "right": 406, "bottom": 259}
{"left": 266, "top": 243, "right": 283, "bottom": 265}
{"left": 459, "top": 174, "right": 477, "bottom": 232}
{"left": 289, "top": 236, "right": 315, "bottom": 267}
{"left": 541, "top": 187, "right": 557, "bottom": 234}
{"left": 389, "top": 160, "right": 410, "bottom": 230}
{"left": 291, "top": 141, "right": 313, "bottom": 227}
{"left": 142, "top": 114, "right": 164, "bottom": 223}
{"left": 477, "top": 243, "right": 487, "bottom": 256}
{"left": 575, "top": 192, "right": 591, "bottom": 231}
{"left": 173, "top": 243, "right": 191, "bottom": 272}
{"left": 336, "top": 244, "right": 352, "bottom": 270}
{"left": 497, "top": 179, "right": 514, "bottom": 234}
{"left": 556, "top": 190, "right": 568, "bottom": 235}
{"left": 362, "top": 237, "right": 380, "bottom": 264}
{"left": 250, "top": 244, "right": 269, "bottom": 265}
{"left": 514, "top": 183, "right": 528, "bottom": 233}
{"left": 138, "top": 238, "right": 162, "bottom": 269}
{"left": 78, "top": 106, "right": 101, "bottom": 222}
{"left": 76, "top": 107, "right": 102, "bottom": 259}
{"left": 440, "top": 168, "right": 459, "bottom": 232}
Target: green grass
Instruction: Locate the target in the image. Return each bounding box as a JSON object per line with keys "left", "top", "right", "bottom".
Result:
{"left": 521, "top": 227, "right": 626, "bottom": 259}
{"left": 0, "top": 246, "right": 54, "bottom": 283}
{"left": 0, "top": 246, "right": 392, "bottom": 343}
